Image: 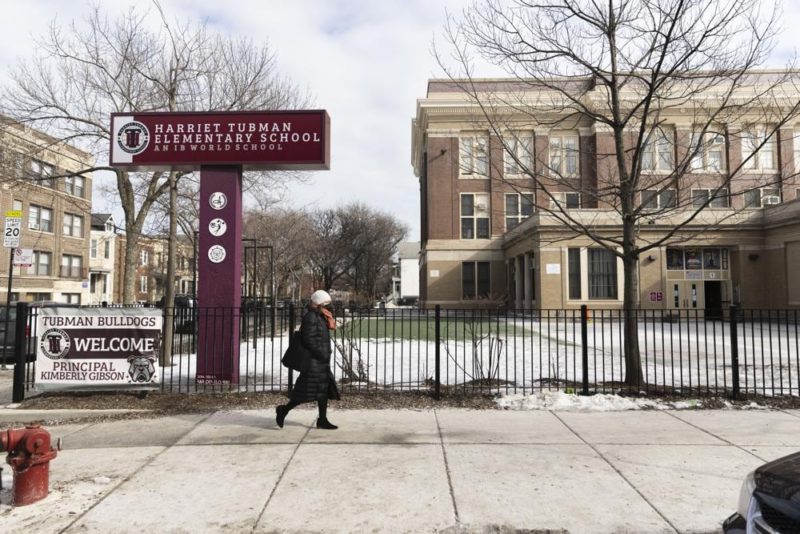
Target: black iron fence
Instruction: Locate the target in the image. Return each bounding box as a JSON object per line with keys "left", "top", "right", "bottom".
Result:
{"left": 11, "top": 303, "right": 800, "bottom": 400}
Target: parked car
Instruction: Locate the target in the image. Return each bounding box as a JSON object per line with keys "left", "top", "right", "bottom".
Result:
{"left": 723, "top": 450, "right": 800, "bottom": 533}
{"left": 0, "top": 301, "right": 80, "bottom": 363}
{"left": 157, "top": 294, "right": 197, "bottom": 334}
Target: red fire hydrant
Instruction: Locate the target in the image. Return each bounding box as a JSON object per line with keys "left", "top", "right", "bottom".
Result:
{"left": 0, "top": 424, "right": 59, "bottom": 506}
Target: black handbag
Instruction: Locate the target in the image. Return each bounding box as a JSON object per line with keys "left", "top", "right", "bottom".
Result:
{"left": 281, "top": 330, "right": 311, "bottom": 373}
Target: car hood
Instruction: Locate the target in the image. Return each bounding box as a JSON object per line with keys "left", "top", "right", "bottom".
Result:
{"left": 754, "top": 451, "right": 800, "bottom": 520}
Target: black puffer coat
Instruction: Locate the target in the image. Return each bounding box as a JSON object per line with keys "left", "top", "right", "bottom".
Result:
{"left": 289, "top": 307, "right": 340, "bottom": 403}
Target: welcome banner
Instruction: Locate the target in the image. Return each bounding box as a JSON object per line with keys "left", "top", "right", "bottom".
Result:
{"left": 36, "top": 307, "right": 163, "bottom": 390}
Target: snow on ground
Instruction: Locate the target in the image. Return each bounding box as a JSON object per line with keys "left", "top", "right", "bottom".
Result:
{"left": 495, "top": 391, "right": 693, "bottom": 411}
{"left": 154, "top": 315, "right": 800, "bottom": 397}
{"left": 493, "top": 391, "right": 769, "bottom": 411}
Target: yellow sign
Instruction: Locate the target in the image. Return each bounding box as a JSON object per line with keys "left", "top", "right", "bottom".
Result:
{"left": 5, "top": 210, "right": 22, "bottom": 218}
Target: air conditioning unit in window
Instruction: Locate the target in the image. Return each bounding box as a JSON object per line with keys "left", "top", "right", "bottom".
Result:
{"left": 711, "top": 135, "right": 725, "bottom": 145}
{"left": 762, "top": 195, "right": 781, "bottom": 205}
{"left": 475, "top": 202, "right": 487, "bottom": 211}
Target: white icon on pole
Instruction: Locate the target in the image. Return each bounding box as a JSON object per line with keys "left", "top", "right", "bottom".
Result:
{"left": 208, "top": 218, "right": 227, "bottom": 237}
{"left": 208, "top": 245, "right": 226, "bottom": 263}
{"left": 209, "top": 192, "right": 228, "bottom": 210}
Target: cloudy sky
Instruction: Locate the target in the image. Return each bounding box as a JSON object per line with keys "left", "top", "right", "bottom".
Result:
{"left": 0, "top": 0, "right": 797, "bottom": 242}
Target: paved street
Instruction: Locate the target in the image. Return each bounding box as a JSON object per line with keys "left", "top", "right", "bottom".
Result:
{"left": 1, "top": 406, "right": 799, "bottom": 533}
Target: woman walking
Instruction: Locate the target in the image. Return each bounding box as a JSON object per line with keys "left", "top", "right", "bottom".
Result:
{"left": 276, "top": 289, "right": 340, "bottom": 429}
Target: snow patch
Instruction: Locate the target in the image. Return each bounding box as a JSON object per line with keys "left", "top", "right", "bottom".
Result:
{"left": 495, "top": 391, "right": 705, "bottom": 412}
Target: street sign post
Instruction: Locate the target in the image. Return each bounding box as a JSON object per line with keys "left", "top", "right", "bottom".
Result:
{"left": 2, "top": 209, "right": 22, "bottom": 369}
{"left": 4, "top": 211, "right": 22, "bottom": 248}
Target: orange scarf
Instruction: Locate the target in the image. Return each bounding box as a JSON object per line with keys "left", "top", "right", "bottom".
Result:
{"left": 320, "top": 307, "right": 336, "bottom": 330}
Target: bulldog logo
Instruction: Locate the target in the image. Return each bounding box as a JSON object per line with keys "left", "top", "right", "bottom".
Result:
{"left": 127, "top": 354, "right": 156, "bottom": 383}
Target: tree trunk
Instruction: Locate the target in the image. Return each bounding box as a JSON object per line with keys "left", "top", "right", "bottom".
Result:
{"left": 622, "top": 221, "right": 643, "bottom": 388}
{"left": 161, "top": 172, "right": 178, "bottom": 366}
{"left": 122, "top": 230, "right": 140, "bottom": 305}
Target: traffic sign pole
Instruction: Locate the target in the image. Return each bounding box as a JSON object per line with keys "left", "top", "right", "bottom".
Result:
{"left": 2, "top": 211, "right": 22, "bottom": 370}
{"left": 1, "top": 247, "right": 13, "bottom": 370}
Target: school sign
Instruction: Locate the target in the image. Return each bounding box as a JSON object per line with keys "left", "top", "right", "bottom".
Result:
{"left": 110, "top": 110, "right": 330, "bottom": 384}
{"left": 110, "top": 110, "right": 330, "bottom": 171}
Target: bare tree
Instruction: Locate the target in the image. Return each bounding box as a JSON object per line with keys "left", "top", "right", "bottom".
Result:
{"left": 305, "top": 204, "right": 408, "bottom": 298}
{"left": 243, "top": 208, "right": 315, "bottom": 299}
{"left": 343, "top": 211, "right": 408, "bottom": 301}
{"left": 2, "top": 3, "right": 308, "bottom": 304}
{"left": 438, "top": 0, "right": 800, "bottom": 385}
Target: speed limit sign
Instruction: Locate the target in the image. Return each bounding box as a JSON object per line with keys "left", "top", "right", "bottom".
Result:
{"left": 4, "top": 210, "right": 22, "bottom": 248}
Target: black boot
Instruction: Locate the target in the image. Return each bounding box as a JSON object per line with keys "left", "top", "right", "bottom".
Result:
{"left": 276, "top": 405, "right": 288, "bottom": 428}
{"left": 316, "top": 399, "right": 337, "bottom": 429}
{"left": 316, "top": 418, "right": 338, "bottom": 430}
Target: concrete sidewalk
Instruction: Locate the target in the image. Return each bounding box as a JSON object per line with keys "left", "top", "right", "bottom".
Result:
{"left": 1, "top": 407, "right": 800, "bottom": 533}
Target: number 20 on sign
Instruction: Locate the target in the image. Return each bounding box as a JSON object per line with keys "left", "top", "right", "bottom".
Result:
{"left": 4, "top": 210, "right": 22, "bottom": 248}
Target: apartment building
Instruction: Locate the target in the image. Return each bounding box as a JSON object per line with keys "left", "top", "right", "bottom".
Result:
{"left": 411, "top": 75, "right": 800, "bottom": 312}
{"left": 391, "top": 241, "right": 420, "bottom": 304}
{"left": 0, "top": 119, "right": 93, "bottom": 304}
{"left": 113, "top": 234, "right": 195, "bottom": 304}
{"left": 87, "top": 213, "right": 117, "bottom": 305}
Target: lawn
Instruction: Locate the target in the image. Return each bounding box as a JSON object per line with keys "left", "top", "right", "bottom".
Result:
{"left": 336, "top": 315, "right": 533, "bottom": 341}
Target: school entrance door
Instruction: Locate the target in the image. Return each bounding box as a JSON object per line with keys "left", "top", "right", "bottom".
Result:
{"left": 669, "top": 280, "right": 726, "bottom": 318}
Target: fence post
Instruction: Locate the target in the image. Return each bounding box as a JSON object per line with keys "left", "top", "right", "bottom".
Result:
{"left": 12, "top": 302, "right": 29, "bottom": 403}
{"left": 435, "top": 304, "right": 441, "bottom": 400}
{"left": 580, "top": 305, "right": 589, "bottom": 396}
{"left": 729, "top": 304, "right": 740, "bottom": 400}
{"left": 287, "top": 302, "right": 295, "bottom": 392}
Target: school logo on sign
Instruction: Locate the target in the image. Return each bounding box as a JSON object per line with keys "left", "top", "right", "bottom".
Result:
{"left": 116, "top": 121, "right": 150, "bottom": 155}
{"left": 40, "top": 328, "right": 71, "bottom": 360}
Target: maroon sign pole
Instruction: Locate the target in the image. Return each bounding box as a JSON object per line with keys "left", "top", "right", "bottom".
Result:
{"left": 110, "top": 110, "right": 329, "bottom": 386}
{"left": 197, "top": 166, "right": 242, "bottom": 383}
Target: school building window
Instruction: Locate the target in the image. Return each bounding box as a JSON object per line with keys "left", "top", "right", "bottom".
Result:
{"left": 461, "top": 193, "right": 490, "bottom": 239}
{"left": 642, "top": 127, "right": 674, "bottom": 171}
{"left": 551, "top": 191, "right": 581, "bottom": 210}
{"left": 505, "top": 193, "right": 534, "bottom": 231}
{"left": 691, "top": 188, "right": 729, "bottom": 208}
{"left": 568, "top": 248, "right": 581, "bottom": 299}
{"left": 459, "top": 135, "right": 488, "bottom": 177}
{"left": 642, "top": 189, "right": 677, "bottom": 210}
{"left": 462, "top": 261, "right": 490, "bottom": 299}
{"left": 588, "top": 249, "right": 617, "bottom": 299}
{"left": 690, "top": 131, "right": 726, "bottom": 172}
{"left": 742, "top": 126, "right": 776, "bottom": 171}
{"left": 667, "top": 247, "right": 728, "bottom": 270}
{"left": 504, "top": 134, "right": 533, "bottom": 176}
{"left": 567, "top": 248, "right": 619, "bottom": 300}
{"left": 744, "top": 187, "right": 780, "bottom": 208}
{"left": 549, "top": 134, "right": 579, "bottom": 177}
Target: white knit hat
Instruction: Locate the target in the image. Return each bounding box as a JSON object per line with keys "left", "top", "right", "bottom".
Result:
{"left": 310, "top": 289, "right": 332, "bottom": 306}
